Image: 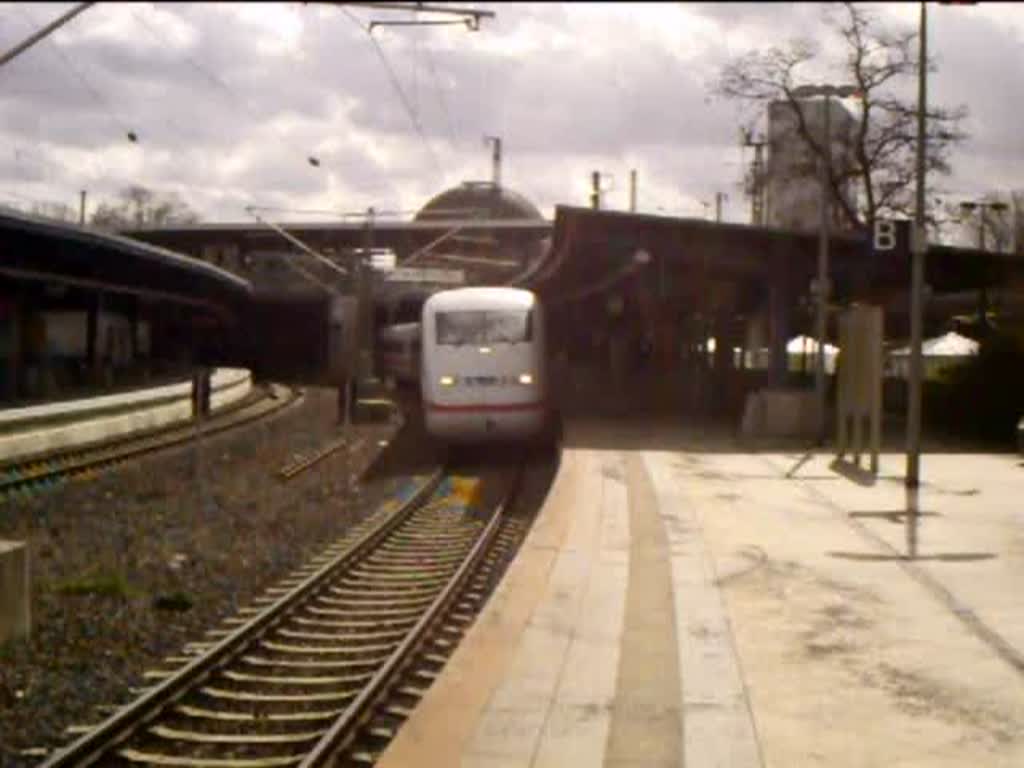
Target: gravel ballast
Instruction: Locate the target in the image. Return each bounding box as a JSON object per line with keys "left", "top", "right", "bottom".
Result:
{"left": 0, "top": 386, "right": 398, "bottom": 765}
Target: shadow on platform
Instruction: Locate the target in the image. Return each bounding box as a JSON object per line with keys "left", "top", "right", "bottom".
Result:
{"left": 829, "top": 458, "right": 878, "bottom": 487}
{"left": 828, "top": 551, "right": 996, "bottom": 563}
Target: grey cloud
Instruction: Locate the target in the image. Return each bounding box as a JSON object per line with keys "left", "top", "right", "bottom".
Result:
{"left": 930, "top": 11, "right": 1024, "bottom": 168}
{"left": 0, "top": 2, "right": 1021, "bottom": 225}
{"left": 690, "top": 2, "right": 826, "bottom": 40}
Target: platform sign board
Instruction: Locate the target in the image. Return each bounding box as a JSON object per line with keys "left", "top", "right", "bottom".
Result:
{"left": 837, "top": 304, "right": 884, "bottom": 473}
{"left": 380, "top": 267, "right": 465, "bottom": 285}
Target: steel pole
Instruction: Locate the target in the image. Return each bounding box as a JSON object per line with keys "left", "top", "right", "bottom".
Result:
{"left": 360, "top": 207, "right": 375, "bottom": 379}
{"left": 978, "top": 207, "right": 989, "bottom": 331}
{"left": 815, "top": 96, "right": 831, "bottom": 444}
{"left": 0, "top": 2, "right": 93, "bottom": 69}
{"left": 906, "top": 0, "right": 927, "bottom": 488}
{"left": 493, "top": 137, "right": 502, "bottom": 188}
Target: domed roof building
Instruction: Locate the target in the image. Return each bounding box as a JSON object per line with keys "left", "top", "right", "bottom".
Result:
{"left": 389, "top": 181, "right": 549, "bottom": 287}
{"left": 382, "top": 182, "right": 551, "bottom": 323}
{"left": 414, "top": 181, "right": 544, "bottom": 222}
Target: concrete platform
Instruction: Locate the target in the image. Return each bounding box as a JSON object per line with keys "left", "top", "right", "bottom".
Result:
{"left": 379, "top": 422, "right": 1024, "bottom": 767}
{"left": 0, "top": 368, "right": 251, "bottom": 463}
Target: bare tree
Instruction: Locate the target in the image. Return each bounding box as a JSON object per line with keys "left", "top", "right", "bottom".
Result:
{"left": 947, "top": 192, "right": 1021, "bottom": 254}
{"left": 30, "top": 200, "right": 78, "bottom": 223}
{"left": 989, "top": 191, "right": 1022, "bottom": 255}
{"left": 91, "top": 186, "right": 201, "bottom": 231}
{"left": 714, "top": 2, "right": 968, "bottom": 236}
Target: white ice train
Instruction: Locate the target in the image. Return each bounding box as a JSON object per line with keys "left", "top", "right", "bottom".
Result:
{"left": 419, "top": 287, "right": 556, "bottom": 445}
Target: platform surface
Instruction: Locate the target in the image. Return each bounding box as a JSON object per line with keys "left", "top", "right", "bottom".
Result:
{"left": 379, "top": 421, "right": 1024, "bottom": 767}
{"left": 0, "top": 368, "right": 252, "bottom": 463}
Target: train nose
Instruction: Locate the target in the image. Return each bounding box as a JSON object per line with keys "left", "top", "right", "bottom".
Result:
{"left": 485, "top": 418, "right": 497, "bottom": 433}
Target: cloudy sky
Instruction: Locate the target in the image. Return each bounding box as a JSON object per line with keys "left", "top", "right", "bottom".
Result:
{"left": 1, "top": 1, "right": 1021, "bottom": 235}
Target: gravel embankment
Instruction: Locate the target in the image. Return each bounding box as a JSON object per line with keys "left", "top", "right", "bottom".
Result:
{"left": 0, "top": 386, "right": 399, "bottom": 765}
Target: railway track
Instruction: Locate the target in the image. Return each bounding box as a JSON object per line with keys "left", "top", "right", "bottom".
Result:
{"left": 40, "top": 462, "right": 530, "bottom": 768}
{"left": 0, "top": 384, "right": 301, "bottom": 501}
{"left": 278, "top": 435, "right": 364, "bottom": 482}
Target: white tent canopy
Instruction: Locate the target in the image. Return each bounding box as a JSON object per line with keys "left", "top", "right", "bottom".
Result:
{"left": 891, "top": 331, "right": 979, "bottom": 358}
{"left": 706, "top": 335, "right": 840, "bottom": 356}
{"left": 706, "top": 336, "right": 838, "bottom": 374}
{"left": 786, "top": 334, "right": 839, "bottom": 356}
{"left": 888, "top": 331, "right": 979, "bottom": 381}
{"left": 704, "top": 338, "right": 742, "bottom": 354}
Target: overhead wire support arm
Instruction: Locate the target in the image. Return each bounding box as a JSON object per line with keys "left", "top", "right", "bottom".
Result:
{"left": 0, "top": 1, "right": 94, "bottom": 69}
{"left": 369, "top": 19, "right": 475, "bottom": 32}
{"left": 325, "top": 2, "right": 495, "bottom": 29}
{"left": 402, "top": 224, "right": 472, "bottom": 266}
{"left": 244, "top": 206, "right": 349, "bottom": 281}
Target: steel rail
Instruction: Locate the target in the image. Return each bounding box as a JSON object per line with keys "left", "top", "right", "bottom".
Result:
{"left": 279, "top": 435, "right": 362, "bottom": 480}
{"left": 300, "top": 465, "right": 522, "bottom": 766}
{"left": 39, "top": 469, "right": 443, "bottom": 768}
{"left": 1, "top": 386, "right": 301, "bottom": 497}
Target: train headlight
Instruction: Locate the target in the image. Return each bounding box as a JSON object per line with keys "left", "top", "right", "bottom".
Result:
{"left": 439, "top": 375, "right": 456, "bottom": 387}
{"left": 518, "top": 373, "right": 534, "bottom": 385}
{"left": 479, "top": 346, "right": 492, "bottom": 354}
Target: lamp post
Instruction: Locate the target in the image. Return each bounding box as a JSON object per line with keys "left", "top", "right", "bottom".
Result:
{"left": 905, "top": 0, "right": 929, "bottom": 488}
{"left": 909, "top": 0, "right": 979, "bottom": 487}
{"left": 790, "top": 82, "right": 860, "bottom": 444}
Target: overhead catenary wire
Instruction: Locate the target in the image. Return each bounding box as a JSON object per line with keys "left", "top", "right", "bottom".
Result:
{"left": 13, "top": 6, "right": 200, "bottom": 157}
{"left": 133, "top": 6, "right": 323, "bottom": 169}
{"left": 15, "top": 5, "right": 137, "bottom": 143}
{"left": 340, "top": 6, "right": 443, "bottom": 175}
{"left": 411, "top": 6, "right": 419, "bottom": 121}
{"left": 362, "top": 11, "right": 460, "bottom": 148}
{"left": 2, "top": 7, "right": 220, "bottom": 206}
{"left": 3, "top": 9, "right": 158, "bottom": 204}
{"left": 422, "top": 34, "right": 459, "bottom": 147}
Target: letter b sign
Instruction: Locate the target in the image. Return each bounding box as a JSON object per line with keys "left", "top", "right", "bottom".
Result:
{"left": 874, "top": 219, "right": 897, "bottom": 251}
{"left": 872, "top": 218, "right": 910, "bottom": 258}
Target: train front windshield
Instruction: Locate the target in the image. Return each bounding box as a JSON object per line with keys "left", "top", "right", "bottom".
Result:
{"left": 436, "top": 310, "right": 533, "bottom": 346}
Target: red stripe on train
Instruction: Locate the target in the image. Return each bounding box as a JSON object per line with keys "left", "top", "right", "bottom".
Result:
{"left": 425, "top": 401, "right": 546, "bottom": 413}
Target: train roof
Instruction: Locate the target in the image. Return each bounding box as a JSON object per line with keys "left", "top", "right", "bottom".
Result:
{"left": 423, "top": 287, "right": 537, "bottom": 313}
